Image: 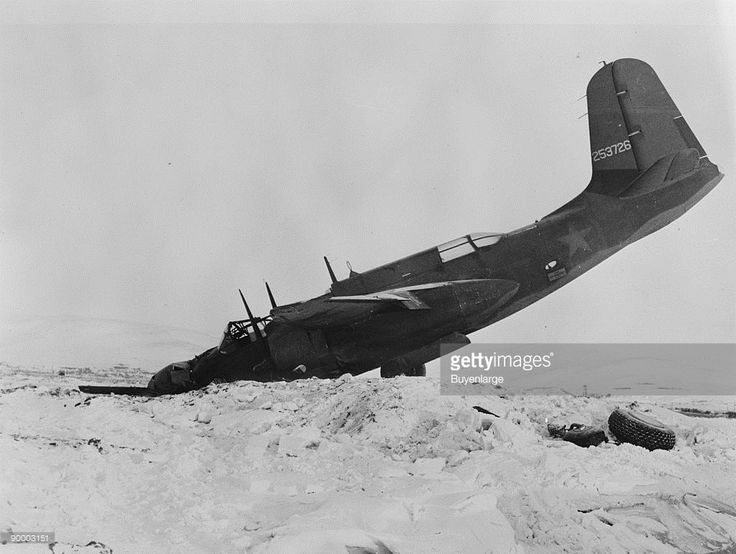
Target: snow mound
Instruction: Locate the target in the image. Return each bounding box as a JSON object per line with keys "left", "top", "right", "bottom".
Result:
{"left": 1, "top": 370, "right": 735, "bottom": 553}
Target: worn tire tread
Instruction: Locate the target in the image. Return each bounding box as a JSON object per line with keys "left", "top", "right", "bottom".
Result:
{"left": 608, "top": 408, "right": 675, "bottom": 451}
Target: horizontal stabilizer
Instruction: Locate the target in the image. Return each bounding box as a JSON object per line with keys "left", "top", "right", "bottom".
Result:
{"left": 619, "top": 148, "right": 701, "bottom": 198}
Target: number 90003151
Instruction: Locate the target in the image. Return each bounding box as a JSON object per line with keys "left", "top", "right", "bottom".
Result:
{"left": 592, "top": 139, "right": 631, "bottom": 161}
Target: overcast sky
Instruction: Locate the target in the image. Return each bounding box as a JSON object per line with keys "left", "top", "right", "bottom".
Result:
{"left": 1, "top": 1, "right": 734, "bottom": 350}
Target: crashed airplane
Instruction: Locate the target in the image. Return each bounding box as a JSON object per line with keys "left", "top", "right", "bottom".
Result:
{"left": 80, "top": 58, "right": 723, "bottom": 396}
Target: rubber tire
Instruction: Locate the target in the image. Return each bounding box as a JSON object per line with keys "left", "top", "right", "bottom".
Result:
{"left": 608, "top": 408, "right": 675, "bottom": 451}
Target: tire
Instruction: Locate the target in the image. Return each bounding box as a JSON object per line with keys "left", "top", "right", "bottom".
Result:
{"left": 608, "top": 408, "right": 675, "bottom": 451}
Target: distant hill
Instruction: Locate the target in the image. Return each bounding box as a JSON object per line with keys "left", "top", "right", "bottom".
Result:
{"left": 0, "top": 315, "right": 217, "bottom": 371}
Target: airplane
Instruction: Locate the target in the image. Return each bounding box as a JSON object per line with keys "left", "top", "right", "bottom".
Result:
{"left": 80, "top": 58, "right": 723, "bottom": 396}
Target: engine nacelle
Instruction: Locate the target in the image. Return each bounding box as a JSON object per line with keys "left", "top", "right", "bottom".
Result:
{"left": 267, "top": 326, "right": 337, "bottom": 375}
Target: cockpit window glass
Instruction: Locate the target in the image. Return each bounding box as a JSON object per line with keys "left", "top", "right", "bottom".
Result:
{"left": 437, "top": 232, "right": 503, "bottom": 262}
{"left": 438, "top": 236, "right": 474, "bottom": 262}
{"left": 468, "top": 232, "right": 503, "bottom": 248}
{"left": 438, "top": 237, "right": 467, "bottom": 251}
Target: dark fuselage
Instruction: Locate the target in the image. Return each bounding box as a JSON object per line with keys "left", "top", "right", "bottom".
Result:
{"left": 262, "top": 156, "right": 722, "bottom": 378}
{"left": 145, "top": 153, "right": 721, "bottom": 395}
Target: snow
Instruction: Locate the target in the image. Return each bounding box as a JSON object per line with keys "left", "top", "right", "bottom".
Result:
{"left": 2, "top": 364, "right": 736, "bottom": 553}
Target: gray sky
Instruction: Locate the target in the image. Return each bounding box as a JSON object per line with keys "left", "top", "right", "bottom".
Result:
{"left": 1, "top": 1, "right": 734, "bottom": 347}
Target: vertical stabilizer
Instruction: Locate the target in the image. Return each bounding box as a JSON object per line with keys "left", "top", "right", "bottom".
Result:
{"left": 585, "top": 59, "right": 708, "bottom": 196}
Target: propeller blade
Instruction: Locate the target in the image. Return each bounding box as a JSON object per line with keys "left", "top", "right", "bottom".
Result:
{"left": 324, "top": 256, "right": 337, "bottom": 284}
{"left": 238, "top": 289, "right": 265, "bottom": 343}
{"left": 265, "top": 281, "right": 277, "bottom": 309}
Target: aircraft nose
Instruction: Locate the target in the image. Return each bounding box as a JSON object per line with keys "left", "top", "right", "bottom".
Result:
{"left": 147, "top": 361, "right": 195, "bottom": 394}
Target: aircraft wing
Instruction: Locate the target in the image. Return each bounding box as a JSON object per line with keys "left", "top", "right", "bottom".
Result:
{"left": 270, "top": 296, "right": 397, "bottom": 328}
{"left": 271, "top": 279, "right": 519, "bottom": 328}
{"left": 327, "top": 289, "right": 429, "bottom": 310}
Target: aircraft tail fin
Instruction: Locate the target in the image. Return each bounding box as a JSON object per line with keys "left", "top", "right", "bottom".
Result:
{"left": 584, "top": 59, "right": 709, "bottom": 196}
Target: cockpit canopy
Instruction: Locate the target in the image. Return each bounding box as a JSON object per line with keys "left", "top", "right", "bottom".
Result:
{"left": 437, "top": 232, "right": 503, "bottom": 262}
{"left": 218, "top": 318, "right": 270, "bottom": 354}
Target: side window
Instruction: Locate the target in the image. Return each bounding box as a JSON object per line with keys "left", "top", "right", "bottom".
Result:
{"left": 438, "top": 233, "right": 503, "bottom": 263}
{"left": 438, "top": 237, "right": 476, "bottom": 263}
{"left": 470, "top": 233, "right": 503, "bottom": 248}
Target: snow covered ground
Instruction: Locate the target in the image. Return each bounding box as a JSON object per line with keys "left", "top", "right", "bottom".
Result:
{"left": 2, "top": 363, "right": 736, "bottom": 553}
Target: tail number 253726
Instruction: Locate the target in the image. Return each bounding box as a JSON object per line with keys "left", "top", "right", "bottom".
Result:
{"left": 592, "top": 139, "right": 631, "bottom": 162}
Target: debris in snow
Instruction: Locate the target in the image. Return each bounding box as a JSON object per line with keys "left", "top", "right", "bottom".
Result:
{"left": 673, "top": 407, "right": 736, "bottom": 419}
{"left": 49, "top": 540, "right": 113, "bottom": 553}
{"left": 87, "top": 437, "right": 104, "bottom": 453}
{"left": 608, "top": 408, "right": 676, "bottom": 450}
{"left": 547, "top": 422, "right": 609, "bottom": 447}
{"left": 473, "top": 405, "right": 501, "bottom": 418}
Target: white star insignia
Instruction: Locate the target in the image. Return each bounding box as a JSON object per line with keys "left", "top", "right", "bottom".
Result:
{"left": 558, "top": 223, "right": 592, "bottom": 258}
